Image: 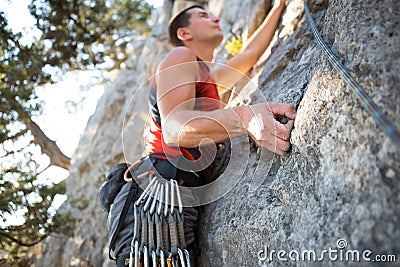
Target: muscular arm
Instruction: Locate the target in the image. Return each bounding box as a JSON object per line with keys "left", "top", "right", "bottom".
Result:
{"left": 212, "top": 0, "right": 286, "bottom": 89}
{"left": 156, "top": 46, "right": 295, "bottom": 155}
{"left": 156, "top": 47, "right": 246, "bottom": 148}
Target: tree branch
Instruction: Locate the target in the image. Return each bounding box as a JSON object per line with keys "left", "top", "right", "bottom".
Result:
{"left": 9, "top": 98, "right": 71, "bottom": 170}
{"left": 27, "top": 120, "right": 71, "bottom": 170}
{"left": 0, "top": 230, "right": 47, "bottom": 247}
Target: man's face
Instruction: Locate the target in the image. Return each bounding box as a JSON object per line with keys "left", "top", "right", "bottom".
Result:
{"left": 185, "top": 7, "right": 223, "bottom": 47}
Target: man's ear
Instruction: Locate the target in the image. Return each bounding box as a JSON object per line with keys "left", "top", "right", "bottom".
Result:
{"left": 177, "top": 27, "right": 192, "bottom": 42}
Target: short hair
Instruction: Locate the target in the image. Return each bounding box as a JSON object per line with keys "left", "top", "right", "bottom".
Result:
{"left": 168, "top": 5, "right": 204, "bottom": 47}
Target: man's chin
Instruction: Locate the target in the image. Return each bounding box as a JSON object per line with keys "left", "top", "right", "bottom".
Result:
{"left": 213, "top": 34, "right": 224, "bottom": 47}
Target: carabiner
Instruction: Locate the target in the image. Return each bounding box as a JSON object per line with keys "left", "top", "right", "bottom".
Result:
{"left": 159, "top": 250, "right": 166, "bottom": 267}
{"left": 177, "top": 248, "right": 186, "bottom": 267}
{"left": 136, "top": 177, "right": 158, "bottom": 206}
{"left": 151, "top": 251, "right": 157, "bottom": 267}
{"left": 184, "top": 249, "right": 191, "bottom": 267}
{"left": 149, "top": 182, "right": 161, "bottom": 215}
{"left": 143, "top": 246, "right": 149, "bottom": 267}
{"left": 164, "top": 182, "right": 169, "bottom": 217}
{"left": 128, "top": 240, "right": 139, "bottom": 267}
{"left": 157, "top": 184, "right": 164, "bottom": 216}
{"left": 144, "top": 180, "right": 159, "bottom": 211}
{"left": 172, "top": 180, "right": 183, "bottom": 214}
{"left": 170, "top": 179, "right": 175, "bottom": 214}
{"left": 123, "top": 159, "right": 142, "bottom": 183}
{"left": 137, "top": 169, "right": 154, "bottom": 180}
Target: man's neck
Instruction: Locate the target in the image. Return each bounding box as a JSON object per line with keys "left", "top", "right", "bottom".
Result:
{"left": 184, "top": 42, "right": 215, "bottom": 64}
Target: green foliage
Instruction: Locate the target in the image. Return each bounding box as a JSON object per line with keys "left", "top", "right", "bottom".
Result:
{"left": 0, "top": 164, "right": 75, "bottom": 264}
{"left": 0, "top": 10, "right": 49, "bottom": 121}
{"left": 29, "top": 0, "right": 153, "bottom": 70}
{"left": 0, "top": 0, "right": 153, "bottom": 263}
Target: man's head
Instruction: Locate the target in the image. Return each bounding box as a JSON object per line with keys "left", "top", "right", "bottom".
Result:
{"left": 168, "top": 5, "right": 203, "bottom": 47}
{"left": 168, "top": 5, "right": 222, "bottom": 48}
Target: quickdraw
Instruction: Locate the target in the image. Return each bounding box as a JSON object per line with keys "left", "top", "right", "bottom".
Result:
{"left": 124, "top": 167, "right": 191, "bottom": 267}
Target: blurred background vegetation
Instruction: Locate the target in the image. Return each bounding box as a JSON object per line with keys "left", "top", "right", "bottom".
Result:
{"left": 0, "top": 0, "right": 153, "bottom": 265}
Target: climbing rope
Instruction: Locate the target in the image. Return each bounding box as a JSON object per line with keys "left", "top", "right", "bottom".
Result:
{"left": 303, "top": 0, "right": 400, "bottom": 148}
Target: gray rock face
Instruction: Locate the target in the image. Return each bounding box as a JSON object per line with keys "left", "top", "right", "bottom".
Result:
{"left": 197, "top": 0, "right": 400, "bottom": 266}
{"left": 35, "top": 0, "right": 400, "bottom": 266}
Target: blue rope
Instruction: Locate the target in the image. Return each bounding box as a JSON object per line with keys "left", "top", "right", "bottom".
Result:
{"left": 303, "top": 0, "right": 400, "bottom": 148}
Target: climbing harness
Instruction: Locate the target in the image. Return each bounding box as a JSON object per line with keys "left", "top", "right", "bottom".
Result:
{"left": 123, "top": 166, "right": 191, "bottom": 267}
{"left": 303, "top": 0, "right": 400, "bottom": 148}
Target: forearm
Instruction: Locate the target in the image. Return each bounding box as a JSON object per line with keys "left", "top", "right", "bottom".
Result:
{"left": 242, "top": 3, "right": 285, "bottom": 67}
{"left": 162, "top": 106, "right": 251, "bottom": 148}
{"left": 162, "top": 102, "right": 296, "bottom": 156}
{"left": 213, "top": 2, "right": 286, "bottom": 88}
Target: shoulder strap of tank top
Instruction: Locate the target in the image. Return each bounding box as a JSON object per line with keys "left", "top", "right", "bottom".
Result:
{"left": 196, "top": 56, "right": 210, "bottom": 72}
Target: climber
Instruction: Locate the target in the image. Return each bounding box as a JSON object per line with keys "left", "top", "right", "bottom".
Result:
{"left": 144, "top": 0, "right": 295, "bottom": 264}
{"left": 109, "top": 1, "right": 296, "bottom": 266}
{"left": 148, "top": 1, "right": 295, "bottom": 159}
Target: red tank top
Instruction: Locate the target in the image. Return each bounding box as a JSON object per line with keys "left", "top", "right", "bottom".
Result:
{"left": 145, "top": 58, "right": 221, "bottom": 160}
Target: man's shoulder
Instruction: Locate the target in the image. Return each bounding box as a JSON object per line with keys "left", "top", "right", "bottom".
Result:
{"left": 168, "top": 46, "right": 196, "bottom": 58}
{"left": 158, "top": 47, "right": 197, "bottom": 70}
